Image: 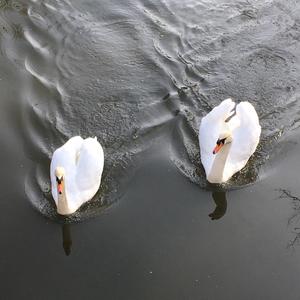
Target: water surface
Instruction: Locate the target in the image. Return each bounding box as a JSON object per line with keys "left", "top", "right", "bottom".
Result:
{"left": 1, "top": 0, "right": 300, "bottom": 299}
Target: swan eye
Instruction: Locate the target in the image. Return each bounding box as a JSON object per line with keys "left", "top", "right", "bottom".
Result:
{"left": 217, "top": 138, "right": 226, "bottom": 145}
{"left": 56, "top": 177, "right": 62, "bottom": 184}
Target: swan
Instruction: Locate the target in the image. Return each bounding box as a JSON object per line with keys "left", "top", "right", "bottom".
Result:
{"left": 199, "top": 98, "right": 261, "bottom": 184}
{"left": 50, "top": 136, "right": 104, "bottom": 215}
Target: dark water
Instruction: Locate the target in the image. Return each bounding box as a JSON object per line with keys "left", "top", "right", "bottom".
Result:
{"left": 2, "top": 0, "right": 300, "bottom": 298}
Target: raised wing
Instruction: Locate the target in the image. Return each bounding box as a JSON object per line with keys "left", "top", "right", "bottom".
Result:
{"left": 223, "top": 102, "right": 261, "bottom": 181}
{"left": 75, "top": 137, "right": 104, "bottom": 195}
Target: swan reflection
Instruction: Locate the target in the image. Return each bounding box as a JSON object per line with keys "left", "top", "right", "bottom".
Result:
{"left": 209, "top": 191, "right": 227, "bottom": 220}
{"left": 61, "top": 224, "right": 72, "bottom": 256}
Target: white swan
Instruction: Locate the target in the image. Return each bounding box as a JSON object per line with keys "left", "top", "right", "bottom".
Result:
{"left": 199, "top": 98, "right": 261, "bottom": 184}
{"left": 50, "top": 136, "right": 104, "bottom": 215}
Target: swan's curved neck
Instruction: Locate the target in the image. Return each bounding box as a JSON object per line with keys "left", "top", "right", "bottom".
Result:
{"left": 57, "top": 181, "right": 72, "bottom": 215}
{"left": 208, "top": 143, "right": 232, "bottom": 183}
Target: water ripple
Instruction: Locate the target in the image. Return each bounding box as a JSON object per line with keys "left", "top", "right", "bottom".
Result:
{"left": 3, "top": 0, "right": 300, "bottom": 220}
{"left": 140, "top": 0, "right": 300, "bottom": 188}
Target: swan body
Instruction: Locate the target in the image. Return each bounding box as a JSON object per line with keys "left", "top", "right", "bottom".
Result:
{"left": 199, "top": 98, "right": 261, "bottom": 183}
{"left": 50, "top": 136, "right": 104, "bottom": 215}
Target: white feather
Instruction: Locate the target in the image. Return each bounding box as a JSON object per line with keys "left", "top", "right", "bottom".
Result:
{"left": 199, "top": 99, "right": 261, "bottom": 183}
{"left": 50, "top": 136, "right": 104, "bottom": 213}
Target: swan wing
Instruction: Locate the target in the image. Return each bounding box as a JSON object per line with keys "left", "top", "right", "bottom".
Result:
{"left": 223, "top": 102, "right": 261, "bottom": 181}
{"left": 75, "top": 137, "right": 104, "bottom": 203}
{"left": 199, "top": 98, "right": 236, "bottom": 175}
{"left": 50, "top": 136, "right": 83, "bottom": 204}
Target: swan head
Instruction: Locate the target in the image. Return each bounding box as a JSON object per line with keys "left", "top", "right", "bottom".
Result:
{"left": 213, "top": 130, "right": 233, "bottom": 154}
{"left": 55, "top": 167, "right": 65, "bottom": 195}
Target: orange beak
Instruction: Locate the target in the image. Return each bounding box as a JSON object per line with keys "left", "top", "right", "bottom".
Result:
{"left": 57, "top": 183, "right": 63, "bottom": 194}
{"left": 213, "top": 143, "right": 223, "bottom": 154}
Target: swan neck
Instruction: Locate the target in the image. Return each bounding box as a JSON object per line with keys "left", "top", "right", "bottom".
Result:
{"left": 57, "top": 181, "right": 72, "bottom": 215}
{"left": 208, "top": 143, "right": 232, "bottom": 183}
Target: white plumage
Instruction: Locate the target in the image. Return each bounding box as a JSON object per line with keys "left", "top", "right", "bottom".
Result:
{"left": 50, "top": 136, "right": 104, "bottom": 215}
{"left": 199, "top": 98, "right": 261, "bottom": 183}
